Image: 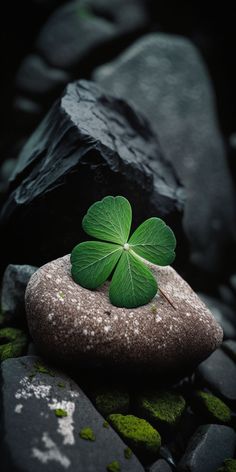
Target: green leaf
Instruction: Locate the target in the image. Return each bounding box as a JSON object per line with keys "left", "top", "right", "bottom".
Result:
{"left": 109, "top": 251, "right": 157, "bottom": 308}
{"left": 71, "top": 241, "right": 122, "bottom": 289}
{"left": 82, "top": 196, "right": 132, "bottom": 245}
{"left": 128, "top": 217, "right": 176, "bottom": 266}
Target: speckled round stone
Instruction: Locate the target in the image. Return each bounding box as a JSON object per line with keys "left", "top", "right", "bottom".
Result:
{"left": 25, "top": 256, "right": 223, "bottom": 373}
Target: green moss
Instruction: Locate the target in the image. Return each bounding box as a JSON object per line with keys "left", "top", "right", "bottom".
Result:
{"left": 77, "top": 6, "right": 94, "bottom": 19}
{"left": 54, "top": 408, "right": 68, "bottom": 418}
{"left": 106, "top": 461, "right": 121, "bottom": 472}
{"left": 150, "top": 305, "right": 157, "bottom": 314}
{"left": 103, "top": 420, "right": 110, "bottom": 428}
{"left": 195, "top": 391, "right": 231, "bottom": 424}
{"left": 137, "top": 390, "right": 186, "bottom": 428}
{"left": 217, "top": 459, "right": 236, "bottom": 472}
{"left": 34, "top": 362, "right": 55, "bottom": 377}
{"left": 0, "top": 328, "right": 27, "bottom": 362}
{"left": 95, "top": 389, "right": 129, "bottom": 417}
{"left": 124, "top": 447, "right": 132, "bottom": 459}
{"left": 58, "top": 382, "right": 65, "bottom": 388}
{"left": 108, "top": 414, "right": 161, "bottom": 458}
{"left": 58, "top": 291, "right": 65, "bottom": 299}
{"left": 79, "top": 427, "right": 95, "bottom": 441}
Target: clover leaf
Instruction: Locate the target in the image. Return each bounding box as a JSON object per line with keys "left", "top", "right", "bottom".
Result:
{"left": 71, "top": 196, "right": 176, "bottom": 308}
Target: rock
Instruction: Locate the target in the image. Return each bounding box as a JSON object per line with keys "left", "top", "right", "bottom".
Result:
{"left": 94, "top": 388, "right": 130, "bottom": 417}
{"left": 36, "top": 0, "right": 148, "bottom": 70}
{"left": 1, "top": 264, "right": 38, "bottom": 323}
{"left": 136, "top": 389, "right": 186, "bottom": 431}
{"left": 150, "top": 459, "right": 173, "bottom": 472}
{"left": 217, "top": 459, "right": 236, "bottom": 472}
{"left": 0, "top": 80, "right": 183, "bottom": 268}
{"left": 16, "top": 54, "right": 70, "bottom": 98}
{"left": 197, "top": 348, "right": 236, "bottom": 404}
{"left": 25, "top": 255, "right": 223, "bottom": 374}
{"left": 108, "top": 413, "right": 161, "bottom": 462}
{"left": 177, "top": 424, "right": 236, "bottom": 472}
{"left": 94, "top": 33, "right": 236, "bottom": 274}
{"left": 0, "top": 328, "right": 28, "bottom": 362}
{"left": 199, "top": 293, "right": 236, "bottom": 340}
{"left": 0, "top": 356, "right": 144, "bottom": 471}
{"left": 222, "top": 340, "right": 236, "bottom": 362}
{"left": 191, "top": 390, "right": 231, "bottom": 424}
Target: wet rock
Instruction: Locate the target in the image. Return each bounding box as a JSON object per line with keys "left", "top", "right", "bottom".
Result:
{"left": 178, "top": 424, "right": 236, "bottom": 472}
{"left": 94, "top": 33, "right": 236, "bottom": 274}
{"left": 36, "top": 0, "right": 148, "bottom": 70}
{"left": 222, "top": 340, "right": 236, "bottom": 362}
{"left": 25, "top": 255, "right": 222, "bottom": 374}
{"left": 197, "top": 348, "right": 236, "bottom": 404}
{"left": 0, "top": 356, "right": 144, "bottom": 471}
{"left": 1, "top": 264, "right": 38, "bottom": 323}
{"left": 0, "top": 80, "right": 183, "bottom": 268}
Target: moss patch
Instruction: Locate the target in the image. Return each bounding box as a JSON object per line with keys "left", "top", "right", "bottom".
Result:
{"left": 137, "top": 390, "right": 186, "bottom": 428}
{"left": 79, "top": 427, "right": 95, "bottom": 441}
{"left": 195, "top": 391, "right": 231, "bottom": 424}
{"left": 34, "top": 362, "right": 55, "bottom": 377}
{"left": 54, "top": 408, "right": 68, "bottom": 418}
{"left": 0, "top": 327, "right": 27, "bottom": 362}
{"left": 106, "top": 461, "right": 121, "bottom": 472}
{"left": 217, "top": 459, "right": 236, "bottom": 472}
{"left": 95, "top": 389, "right": 129, "bottom": 417}
{"left": 124, "top": 447, "right": 132, "bottom": 459}
{"left": 108, "top": 414, "right": 161, "bottom": 459}
{"left": 103, "top": 420, "right": 110, "bottom": 428}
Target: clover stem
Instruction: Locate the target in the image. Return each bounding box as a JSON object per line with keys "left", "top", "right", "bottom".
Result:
{"left": 159, "top": 287, "right": 176, "bottom": 310}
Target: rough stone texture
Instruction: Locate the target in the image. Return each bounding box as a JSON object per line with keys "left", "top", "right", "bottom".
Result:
{"left": 1, "top": 264, "right": 38, "bottom": 323}
{"left": 177, "top": 424, "right": 236, "bottom": 472}
{"left": 150, "top": 459, "right": 173, "bottom": 472}
{"left": 25, "top": 255, "right": 222, "bottom": 374}
{"left": 36, "top": 0, "right": 148, "bottom": 70}
{"left": 0, "top": 356, "right": 144, "bottom": 471}
{"left": 0, "top": 80, "right": 183, "bottom": 268}
{"left": 197, "top": 348, "right": 236, "bottom": 404}
{"left": 94, "top": 33, "right": 236, "bottom": 274}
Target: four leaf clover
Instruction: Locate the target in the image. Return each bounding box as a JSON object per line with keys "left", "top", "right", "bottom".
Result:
{"left": 71, "top": 196, "right": 176, "bottom": 308}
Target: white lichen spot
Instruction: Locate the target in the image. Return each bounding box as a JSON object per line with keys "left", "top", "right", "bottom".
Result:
{"left": 155, "top": 315, "right": 162, "bottom": 322}
{"left": 48, "top": 313, "right": 54, "bottom": 321}
{"left": 15, "top": 403, "right": 23, "bottom": 414}
{"left": 48, "top": 400, "right": 75, "bottom": 445}
{"left": 97, "top": 317, "right": 103, "bottom": 323}
{"left": 32, "top": 432, "right": 70, "bottom": 468}
{"left": 91, "top": 331, "right": 95, "bottom": 336}
{"left": 15, "top": 377, "right": 51, "bottom": 400}
{"left": 83, "top": 329, "right": 88, "bottom": 336}
{"left": 104, "top": 326, "right": 111, "bottom": 333}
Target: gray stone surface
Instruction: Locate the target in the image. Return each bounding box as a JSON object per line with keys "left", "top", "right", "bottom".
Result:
{"left": 16, "top": 54, "right": 70, "bottom": 97}
{"left": 199, "top": 293, "right": 236, "bottom": 339}
{"left": 178, "top": 424, "right": 236, "bottom": 472}
{"left": 197, "top": 348, "right": 236, "bottom": 403}
{"left": 36, "top": 0, "right": 148, "bottom": 70}
{"left": 1, "top": 264, "right": 38, "bottom": 322}
{"left": 0, "top": 80, "right": 182, "bottom": 268}
{"left": 94, "top": 33, "right": 236, "bottom": 273}
{"left": 150, "top": 459, "right": 172, "bottom": 472}
{"left": 0, "top": 356, "right": 144, "bottom": 471}
{"left": 25, "top": 255, "right": 222, "bottom": 373}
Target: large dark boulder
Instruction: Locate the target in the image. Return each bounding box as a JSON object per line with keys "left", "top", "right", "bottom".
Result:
{"left": 0, "top": 80, "right": 183, "bottom": 268}
{"left": 94, "top": 34, "right": 236, "bottom": 274}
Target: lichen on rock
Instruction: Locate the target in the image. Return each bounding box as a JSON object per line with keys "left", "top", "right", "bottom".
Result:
{"left": 0, "top": 327, "right": 27, "bottom": 362}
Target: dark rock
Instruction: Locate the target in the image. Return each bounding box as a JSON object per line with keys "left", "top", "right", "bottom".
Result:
{"left": 0, "top": 80, "right": 183, "bottom": 268}
{"left": 149, "top": 459, "right": 172, "bottom": 472}
{"left": 36, "top": 0, "right": 148, "bottom": 71}
{"left": 222, "top": 340, "right": 236, "bottom": 362}
{"left": 25, "top": 255, "right": 222, "bottom": 373}
{"left": 0, "top": 328, "right": 28, "bottom": 362}
{"left": 197, "top": 348, "right": 236, "bottom": 404}
{"left": 16, "top": 54, "right": 70, "bottom": 98}
{"left": 1, "top": 264, "right": 38, "bottom": 323}
{"left": 0, "top": 356, "right": 144, "bottom": 471}
{"left": 177, "top": 424, "right": 236, "bottom": 472}
{"left": 94, "top": 33, "right": 236, "bottom": 274}
{"left": 198, "top": 293, "right": 236, "bottom": 340}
